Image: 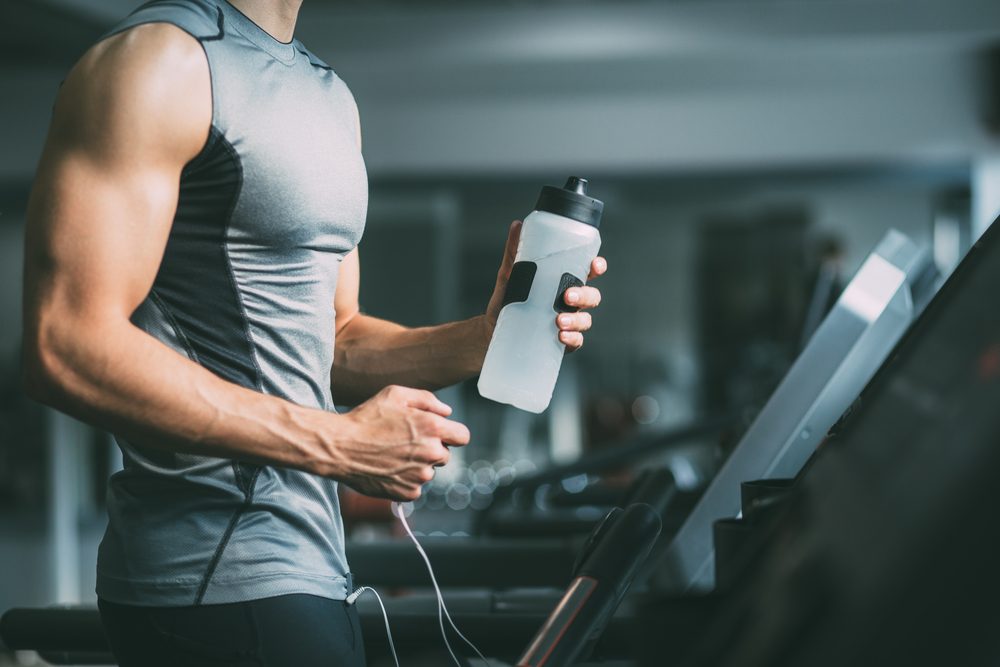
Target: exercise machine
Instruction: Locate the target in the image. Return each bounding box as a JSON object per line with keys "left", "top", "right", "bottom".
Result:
{"left": 659, "top": 229, "right": 937, "bottom": 592}
{"left": 636, "top": 216, "right": 1000, "bottom": 666}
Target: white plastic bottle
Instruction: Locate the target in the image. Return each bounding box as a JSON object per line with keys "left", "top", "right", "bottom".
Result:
{"left": 478, "top": 177, "right": 604, "bottom": 413}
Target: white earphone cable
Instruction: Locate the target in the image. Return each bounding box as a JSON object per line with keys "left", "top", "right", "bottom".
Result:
{"left": 345, "top": 586, "right": 400, "bottom": 667}
{"left": 392, "top": 502, "right": 491, "bottom": 667}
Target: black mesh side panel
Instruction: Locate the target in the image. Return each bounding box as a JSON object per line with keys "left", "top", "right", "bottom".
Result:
{"left": 150, "top": 126, "right": 263, "bottom": 391}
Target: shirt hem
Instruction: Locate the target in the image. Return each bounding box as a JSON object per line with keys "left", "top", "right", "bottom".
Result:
{"left": 96, "top": 570, "right": 353, "bottom": 607}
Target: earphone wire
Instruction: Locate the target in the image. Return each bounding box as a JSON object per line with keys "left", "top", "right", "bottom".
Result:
{"left": 348, "top": 586, "right": 400, "bottom": 667}
{"left": 393, "top": 502, "right": 491, "bottom": 667}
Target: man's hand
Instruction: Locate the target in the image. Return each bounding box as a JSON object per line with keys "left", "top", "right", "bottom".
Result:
{"left": 332, "top": 385, "right": 470, "bottom": 501}
{"left": 485, "top": 220, "right": 608, "bottom": 352}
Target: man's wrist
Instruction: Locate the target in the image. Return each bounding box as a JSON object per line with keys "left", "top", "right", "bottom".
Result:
{"left": 288, "top": 403, "right": 354, "bottom": 480}
{"left": 476, "top": 312, "right": 494, "bottom": 346}
{"left": 470, "top": 313, "right": 493, "bottom": 373}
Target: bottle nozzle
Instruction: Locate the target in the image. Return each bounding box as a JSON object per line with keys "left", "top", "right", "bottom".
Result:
{"left": 564, "top": 177, "right": 589, "bottom": 195}
{"left": 535, "top": 176, "right": 603, "bottom": 228}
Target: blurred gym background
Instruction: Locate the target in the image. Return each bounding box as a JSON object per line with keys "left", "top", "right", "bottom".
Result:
{"left": 0, "top": 0, "right": 998, "bottom": 661}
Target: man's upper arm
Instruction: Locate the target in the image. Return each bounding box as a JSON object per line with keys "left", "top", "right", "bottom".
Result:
{"left": 24, "top": 24, "right": 211, "bottom": 330}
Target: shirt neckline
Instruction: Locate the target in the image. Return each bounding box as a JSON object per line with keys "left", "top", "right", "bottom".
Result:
{"left": 219, "top": 0, "right": 297, "bottom": 64}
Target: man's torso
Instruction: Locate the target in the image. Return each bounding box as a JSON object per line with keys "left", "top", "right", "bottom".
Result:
{"left": 96, "top": 0, "right": 368, "bottom": 606}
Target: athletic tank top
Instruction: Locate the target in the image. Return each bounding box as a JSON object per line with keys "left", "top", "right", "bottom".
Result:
{"left": 94, "top": 0, "right": 368, "bottom": 606}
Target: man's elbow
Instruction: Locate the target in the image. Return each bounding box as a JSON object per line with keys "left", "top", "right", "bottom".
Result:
{"left": 21, "top": 321, "right": 76, "bottom": 407}
{"left": 22, "top": 344, "right": 59, "bottom": 406}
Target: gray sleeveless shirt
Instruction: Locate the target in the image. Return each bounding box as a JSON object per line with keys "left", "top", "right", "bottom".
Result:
{"left": 94, "top": 0, "right": 368, "bottom": 606}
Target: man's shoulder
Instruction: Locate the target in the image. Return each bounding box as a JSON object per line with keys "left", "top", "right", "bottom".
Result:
{"left": 102, "top": 0, "right": 224, "bottom": 45}
{"left": 57, "top": 17, "right": 212, "bottom": 166}
{"left": 84, "top": 22, "right": 208, "bottom": 90}
{"left": 88, "top": 0, "right": 219, "bottom": 81}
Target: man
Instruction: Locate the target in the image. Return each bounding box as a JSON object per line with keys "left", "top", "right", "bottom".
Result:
{"left": 21, "top": 0, "right": 607, "bottom": 664}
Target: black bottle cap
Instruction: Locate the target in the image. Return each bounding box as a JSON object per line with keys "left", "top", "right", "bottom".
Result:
{"left": 534, "top": 176, "right": 604, "bottom": 229}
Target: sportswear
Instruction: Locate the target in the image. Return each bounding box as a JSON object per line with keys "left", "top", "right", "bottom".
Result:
{"left": 95, "top": 0, "right": 368, "bottom": 606}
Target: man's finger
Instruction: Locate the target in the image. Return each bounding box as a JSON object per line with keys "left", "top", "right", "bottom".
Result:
{"left": 559, "top": 331, "right": 584, "bottom": 350}
{"left": 403, "top": 388, "right": 453, "bottom": 417}
{"left": 588, "top": 256, "right": 608, "bottom": 280}
{"left": 564, "top": 286, "right": 601, "bottom": 309}
{"left": 557, "top": 312, "right": 592, "bottom": 332}
{"left": 431, "top": 445, "right": 452, "bottom": 468}
{"left": 428, "top": 414, "right": 471, "bottom": 446}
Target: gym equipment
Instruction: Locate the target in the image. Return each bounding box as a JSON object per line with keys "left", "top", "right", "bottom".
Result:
{"left": 476, "top": 415, "right": 728, "bottom": 538}
{"left": 636, "top": 216, "right": 1000, "bottom": 666}
{"left": 479, "top": 466, "right": 689, "bottom": 540}
{"left": 660, "top": 228, "right": 937, "bottom": 592}
{"left": 348, "top": 467, "right": 676, "bottom": 589}
{"left": 516, "top": 502, "right": 661, "bottom": 666}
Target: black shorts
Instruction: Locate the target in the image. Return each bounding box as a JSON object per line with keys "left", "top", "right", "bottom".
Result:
{"left": 98, "top": 594, "right": 366, "bottom": 667}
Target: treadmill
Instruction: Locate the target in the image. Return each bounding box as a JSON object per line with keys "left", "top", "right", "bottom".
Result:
{"left": 636, "top": 215, "right": 1000, "bottom": 667}
{"left": 659, "top": 228, "right": 937, "bottom": 592}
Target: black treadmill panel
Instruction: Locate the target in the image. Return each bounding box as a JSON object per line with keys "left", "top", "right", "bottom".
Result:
{"left": 674, "top": 219, "right": 1000, "bottom": 667}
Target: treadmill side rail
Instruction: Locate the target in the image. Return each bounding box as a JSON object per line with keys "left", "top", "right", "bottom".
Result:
{"left": 517, "top": 576, "right": 598, "bottom": 667}
{"left": 516, "top": 503, "right": 662, "bottom": 667}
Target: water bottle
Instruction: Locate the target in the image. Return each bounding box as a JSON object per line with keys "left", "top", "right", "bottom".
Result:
{"left": 478, "top": 177, "right": 604, "bottom": 413}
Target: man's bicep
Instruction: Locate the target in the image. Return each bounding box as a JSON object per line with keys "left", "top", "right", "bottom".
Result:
{"left": 24, "top": 23, "right": 211, "bottom": 321}
{"left": 25, "top": 149, "right": 180, "bottom": 318}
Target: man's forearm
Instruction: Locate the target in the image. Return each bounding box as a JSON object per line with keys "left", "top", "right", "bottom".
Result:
{"left": 332, "top": 313, "right": 490, "bottom": 405}
{"left": 24, "top": 316, "right": 350, "bottom": 477}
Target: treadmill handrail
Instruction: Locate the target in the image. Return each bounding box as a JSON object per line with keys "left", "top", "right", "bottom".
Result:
{"left": 490, "top": 414, "right": 733, "bottom": 502}
{"left": 516, "top": 502, "right": 662, "bottom": 667}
